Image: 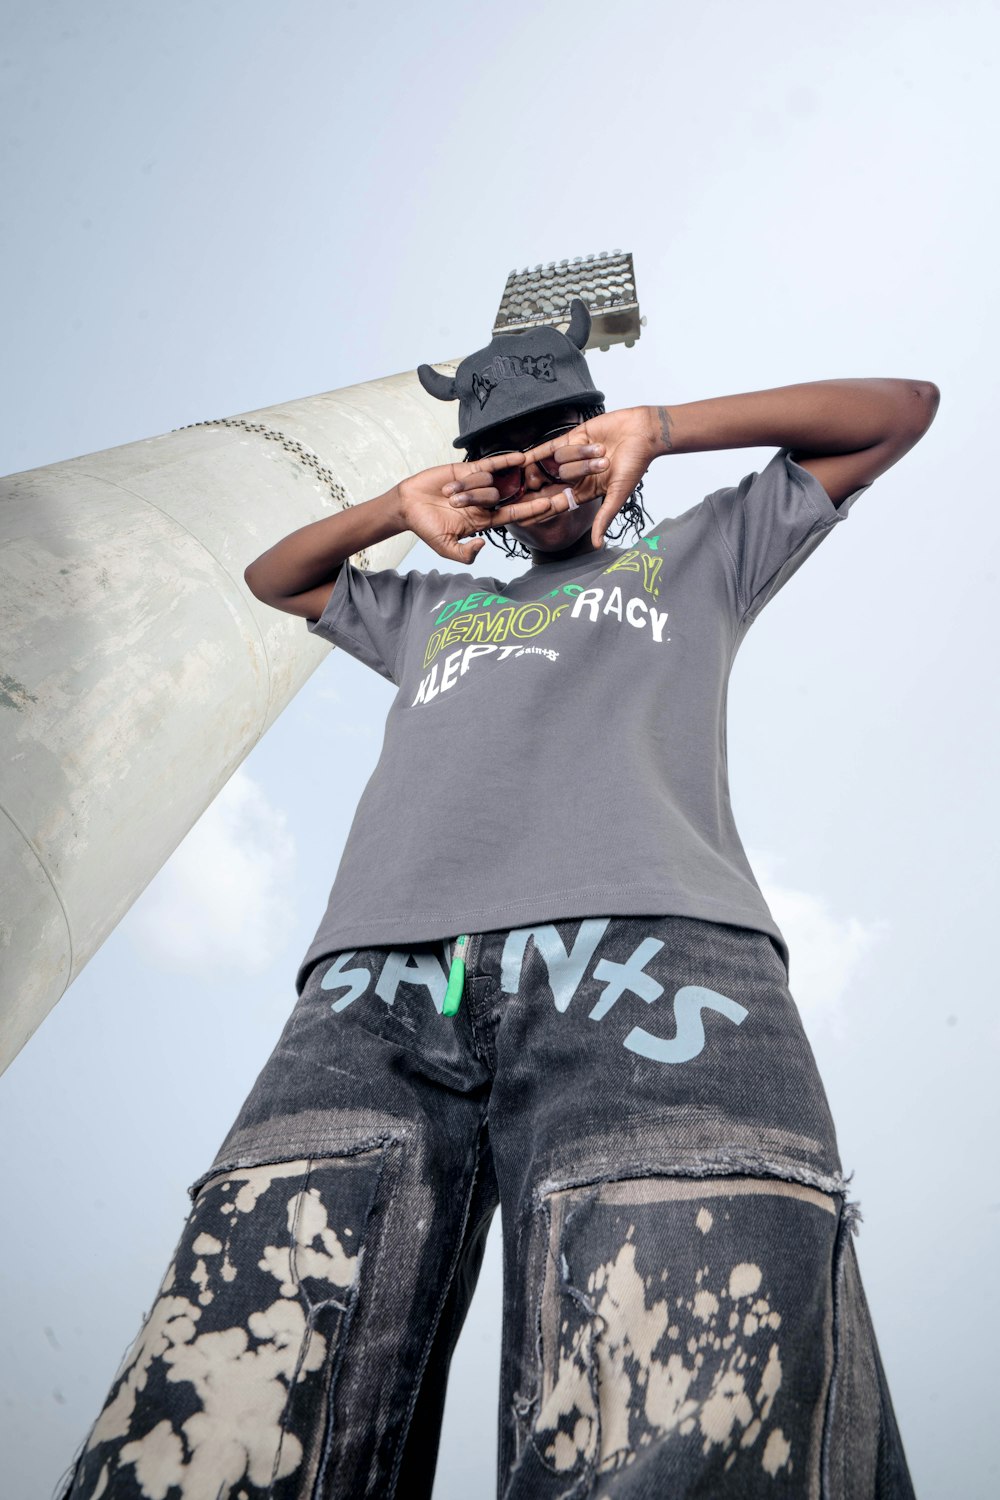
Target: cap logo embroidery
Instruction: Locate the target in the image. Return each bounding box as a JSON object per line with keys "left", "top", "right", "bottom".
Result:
{"left": 472, "top": 352, "right": 556, "bottom": 409}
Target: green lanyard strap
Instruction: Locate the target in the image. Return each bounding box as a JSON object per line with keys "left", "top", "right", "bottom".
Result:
{"left": 443, "top": 933, "right": 471, "bottom": 1017}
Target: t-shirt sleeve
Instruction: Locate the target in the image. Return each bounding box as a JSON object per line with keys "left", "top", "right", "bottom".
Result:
{"left": 305, "top": 563, "right": 424, "bottom": 684}
{"left": 707, "top": 447, "right": 873, "bottom": 623}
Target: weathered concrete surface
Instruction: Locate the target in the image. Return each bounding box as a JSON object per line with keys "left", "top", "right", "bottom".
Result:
{"left": 0, "top": 367, "right": 461, "bottom": 1072}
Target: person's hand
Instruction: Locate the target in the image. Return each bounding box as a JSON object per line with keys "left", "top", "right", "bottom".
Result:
{"left": 521, "top": 407, "right": 664, "bottom": 548}
{"left": 445, "top": 433, "right": 610, "bottom": 514}
{"left": 396, "top": 453, "right": 581, "bottom": 565}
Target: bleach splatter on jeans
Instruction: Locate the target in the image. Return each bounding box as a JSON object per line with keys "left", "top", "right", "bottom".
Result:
{"left": 61, "top": 915, "right": 915, "bottom": 1498}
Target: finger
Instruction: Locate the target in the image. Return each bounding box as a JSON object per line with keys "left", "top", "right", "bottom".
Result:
{"left": 549, "top": 443, "right": 606, "bottom": 462}
{"left": 441, "top": 533, "right": 488, "bottom": 565}
{"left": 549, "top": 457, "right": 609, "bottom": 482}
{"left": 467, "top": 464, "right": 519, "bottom": 491}
{"left": 477, "top": 448, "right": 526, "bottom": 472}
{"left": 522, "top": 431, "right": 602, "bottom": 465}
{"left": 444, "top": 461, "right": 523, "bottom": 497}
{"left": 449, "top": 486, "right": 504, "bottom": 508}
{"left": 518, "top": 436, "right": 561, "bottom": 467}
{"left": 590, "top": 488, "right": 624, "bottom": 550}
{"left": 449, "top": 450, "right": 523, "bottom": 478}
{"left": 492, "top": 488, "right": 576, "bottom": 526}
{"left": 591, "top": 466, "right": 641, "bottom": 546}
{"left": 444, "top": 450, "right": 525, "bottom": 492}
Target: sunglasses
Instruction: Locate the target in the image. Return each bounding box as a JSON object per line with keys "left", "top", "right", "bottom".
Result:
{"left": 474, "top": 422, "right": 579, "bottom": 504}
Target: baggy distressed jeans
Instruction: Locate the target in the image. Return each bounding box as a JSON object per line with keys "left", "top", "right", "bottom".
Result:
{"left": 62, "top": 916, "right": 915, "bottom": 1499}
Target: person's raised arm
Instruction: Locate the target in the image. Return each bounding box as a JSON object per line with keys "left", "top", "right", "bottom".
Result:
{"left": 648, "top": 377, "right": 941, "bottom": 506}
{"left": 520, "top": 378, "right": 941, "bottom": 549}
{"left": 244, "top": 484, "right": 409, "bottom": 621}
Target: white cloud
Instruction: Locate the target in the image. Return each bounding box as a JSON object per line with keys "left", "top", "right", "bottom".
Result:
{"left": 127, "top": 769, "right": 297, "bottom": 976}
{"left": 747, "top": 850, "right": 887, "bottom": 1037}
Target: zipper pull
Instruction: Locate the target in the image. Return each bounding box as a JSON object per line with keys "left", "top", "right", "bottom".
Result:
{"left": 443, "top": 934, "right": 471, "bottom": 1017}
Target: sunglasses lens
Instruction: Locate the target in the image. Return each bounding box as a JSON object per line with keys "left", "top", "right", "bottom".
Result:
{"left": 494, "top": 466, "right": 524, "bottom": 500}
{"left": 536, "top": 427, "right": 575, "bottom": 482}
{"left": 478, "top": 425, "right": 575, "bottom": 497}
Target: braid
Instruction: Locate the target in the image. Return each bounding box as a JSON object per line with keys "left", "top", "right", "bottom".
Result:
{"left": 473, "top": 404, "right": 654, "bottom": 563}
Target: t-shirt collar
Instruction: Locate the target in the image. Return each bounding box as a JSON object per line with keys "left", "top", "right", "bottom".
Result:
{"left": 512, "top": 543, "right": 626, "bottom": 582}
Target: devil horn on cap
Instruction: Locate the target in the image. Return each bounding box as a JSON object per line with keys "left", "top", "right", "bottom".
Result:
{"left": 565, "top": 297, "right": 591, "bottom": 350}
{"left": 417, "top": 363, "right": 459, "bottom": 401}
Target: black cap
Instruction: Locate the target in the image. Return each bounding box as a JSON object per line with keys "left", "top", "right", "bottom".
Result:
{"left": 418, "top": 297, "right": 605, "bottom": 451}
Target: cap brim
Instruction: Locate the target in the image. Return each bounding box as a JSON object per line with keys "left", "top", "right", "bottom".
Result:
{"left": 452, "top": 391, "right": 606, "bottom": 450}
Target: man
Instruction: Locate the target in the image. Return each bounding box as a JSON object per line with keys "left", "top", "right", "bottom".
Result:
{"left": 62, "top": 299, "right": 938, "bottom": 1498}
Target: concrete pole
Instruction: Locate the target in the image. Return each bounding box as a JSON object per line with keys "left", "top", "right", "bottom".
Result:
{"left": 0, "top": 367, "right": 461, "bottom": 1072}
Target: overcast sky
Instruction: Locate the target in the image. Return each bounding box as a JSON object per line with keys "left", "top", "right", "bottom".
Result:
{"left": 1, "top": 2, "right": 998, "bottom": 1497}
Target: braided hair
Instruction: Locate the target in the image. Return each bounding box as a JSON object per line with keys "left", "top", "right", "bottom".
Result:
{"left": 465, "top": 402, "right": 654, "bottom": 562}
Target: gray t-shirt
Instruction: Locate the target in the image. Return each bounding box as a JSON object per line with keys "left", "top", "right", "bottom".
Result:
{"left": 297, "top": 448, "right": 871, "bottom": 994}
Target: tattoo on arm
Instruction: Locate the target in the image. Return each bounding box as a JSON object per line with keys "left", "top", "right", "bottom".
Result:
{"left": 655, "top": 406, "right": 673, "bottom": 454}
